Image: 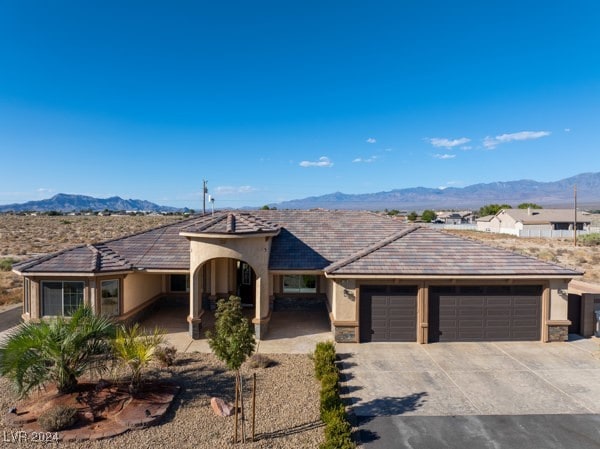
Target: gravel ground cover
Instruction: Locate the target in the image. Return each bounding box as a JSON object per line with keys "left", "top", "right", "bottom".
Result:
{"left": 0, "top": 353, "right": 324, "bottom": 448}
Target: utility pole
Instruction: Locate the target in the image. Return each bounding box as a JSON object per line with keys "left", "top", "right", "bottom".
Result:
{"left": 574, "top": 184, "right": 577, "bottom": 247}
{"left": 203, "top": 179, "right": 208, "bottom": 215}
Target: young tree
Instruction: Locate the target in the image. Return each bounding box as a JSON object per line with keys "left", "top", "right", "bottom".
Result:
{"left": 0, "top": 306, "right": 115, "bottom": 396}
{"left": 407, "top": 211, "right": 418, "bottom": 221}
{"left": 112, "top": 323, "right": 165, "bottom": 395}
{"left": 207, "top": 295, "right": 256, "bottom": 442}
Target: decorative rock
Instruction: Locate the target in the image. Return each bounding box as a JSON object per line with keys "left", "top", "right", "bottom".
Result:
{"left": 210, "top": 397, "right": 233, "bottom": 417}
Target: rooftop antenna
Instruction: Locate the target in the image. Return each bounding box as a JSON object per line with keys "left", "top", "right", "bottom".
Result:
{"left": 208, "top": 195, "right": 215, "bottom": 216}
{"left": 574, "top": 184, "right": 577, "bottom": 247}
{"left": 203, "top": 179, "right": 208, "bottom": 215}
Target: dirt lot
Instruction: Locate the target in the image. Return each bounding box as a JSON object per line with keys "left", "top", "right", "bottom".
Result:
{"left": 0, "top": 215, "right": 184, "bottom": 306}
{"left": 1, "top": 215, "right": 598, "bottom": 307}
{"left": 445, "top": 230, "right": 600, "bottom": 282}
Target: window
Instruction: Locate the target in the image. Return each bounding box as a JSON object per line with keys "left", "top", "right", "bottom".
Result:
{"left": 283, "top": 275, "right": 317, "bottom": 294}
{"left": 170, "top": 274, "right": 190, "bottom": 292}
{"left": 100, "top": 279, "right": 120, "bottom": 317}
{"left": 42, "top": 281, "right": 84, "bottom": 316}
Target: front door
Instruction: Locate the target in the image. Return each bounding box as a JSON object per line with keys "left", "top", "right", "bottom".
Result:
{"left": 237, "top": 262, "right": 255, "bottom": 307}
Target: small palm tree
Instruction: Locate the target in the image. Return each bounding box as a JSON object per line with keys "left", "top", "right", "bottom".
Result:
{"left": 112, "top": 323, "right": 164, "bottom": 395}
{"left": 0, "top": 306, "right": 115, "bottom": 397}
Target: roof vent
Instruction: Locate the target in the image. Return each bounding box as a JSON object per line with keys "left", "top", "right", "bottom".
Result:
{"left": 226, "top": 213, "right": 236, "bottom": 233}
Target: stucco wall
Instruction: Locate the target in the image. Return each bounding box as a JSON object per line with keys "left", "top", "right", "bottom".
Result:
{"left": 549, "top": 278, "right": 569, "bottom": 321}
{"left": 332, "top": 279, "right": 357, "bottom": 322}
{"left": 123, "top": 272, "right": 164, "bottom": 313}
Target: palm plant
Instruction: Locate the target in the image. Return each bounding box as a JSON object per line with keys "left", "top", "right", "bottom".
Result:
{"left": 0, "top": 306, "right": 115, "bottom": 397}
{"left": 111, "top": 323, "right": 164, "bottom": 395}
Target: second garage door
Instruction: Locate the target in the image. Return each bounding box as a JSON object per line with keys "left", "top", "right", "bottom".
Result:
{"left": 429, "top": 285, "right": 542, "bottom": 342}
{"left": 360, "top": 285, "right": 418, "bottom": 342}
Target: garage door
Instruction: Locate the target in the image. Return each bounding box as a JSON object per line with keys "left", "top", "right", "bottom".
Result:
{"left": 429, "top": 285, "right": 542, "bottom": 342}
{"left": 360, "top": 285, "right": 417, "bottom": 342}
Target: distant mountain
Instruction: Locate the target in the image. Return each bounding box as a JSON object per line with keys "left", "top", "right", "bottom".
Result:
{"left": 270, "top": 172, "right": 600, "bottom": 211}
{"left": 0, "top": 193, "right": 185, "bottom": 213}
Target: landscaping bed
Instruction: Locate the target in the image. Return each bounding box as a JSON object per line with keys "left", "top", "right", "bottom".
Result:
{"left": 1, "top": 353, "right": 324, "bottom": 448}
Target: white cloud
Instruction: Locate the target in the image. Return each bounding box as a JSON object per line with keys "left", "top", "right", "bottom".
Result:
{"left": 36, "top": 188, "right": 53, "bottom": 194}
{"left": 299, "top": 156, "right": 334, "bottom": 168}
{"left": 433, "top": 153, "right": 456, "bottom": 159}
{"left": 564, "top": 128, "right": 571, "bottom": 132}
{"left": 428, "top": 137, "right": 470, "bottom": 149}
{"left": 352, "top": 156, "right": 378, "bottom": 163}
{"left": 483, "top": 130, "right": 550, "bottom": 149}
{"left": 366, "top": 137, "right": 376, "bottom": 144}
{"left": 214, "top": 185, "right": 258, "bottom": 195}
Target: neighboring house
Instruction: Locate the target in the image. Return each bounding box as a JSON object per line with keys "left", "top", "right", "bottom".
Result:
{"left": 13, "top": 210, "right": 582, "bottom": 344}
{"left": 436, "top": 211, "right": 474, "bottom": 225}
{"left": 476, "top": 208, "right": 592, "bottom": 236}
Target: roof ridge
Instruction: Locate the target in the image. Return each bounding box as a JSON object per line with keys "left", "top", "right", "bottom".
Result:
{"left": 93, "top": 242, "right": 133, "bottom": 271}
{"left": 325, "top": 225, "right": 420, "bottom": 274}
{"left": 86, "top": 244, "right": 101, "bottom": 272}
{"left": 182, "top": 213, "right": 227, "bottom": 233}
{"left": 97, "top": 214, "right": 200, "bottom": 246}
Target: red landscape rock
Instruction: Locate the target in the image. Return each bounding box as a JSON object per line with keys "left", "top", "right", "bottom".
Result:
{"left": 210, "top": 397, "right": 233, "bottom": 417}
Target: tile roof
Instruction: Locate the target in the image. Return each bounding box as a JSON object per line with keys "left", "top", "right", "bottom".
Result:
{"left": 325, "top": 226, "right": 582, "bottom": 276}
{"left": 182, "top": 212, "right": 280, "bottom": 235}
{"left": 13, "top": 210, "right": 583, "bottom": 277}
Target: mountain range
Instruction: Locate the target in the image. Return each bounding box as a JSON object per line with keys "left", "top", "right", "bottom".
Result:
{"left": 0, "top": 172, "right": 598, "bottom": 213}
{"left": 0, "top": 193, "right": 184, "bottom": 213}
{"left": 269, "top": 172, "right": 600, "bottom": 210}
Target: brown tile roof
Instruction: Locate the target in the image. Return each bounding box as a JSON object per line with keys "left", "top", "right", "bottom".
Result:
{"left": 182, "top": 212, "right": 280, "bottom": 235}
{"left": 13, "top": 210, "right": 583, "bottom": 277}
{"left": 325, "top": 226, "right": 582, "bottom": 276}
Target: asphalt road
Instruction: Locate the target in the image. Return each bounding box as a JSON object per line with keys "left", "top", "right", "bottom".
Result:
{"left": 0, "top": 305, "right": 22, "bottom": 333}
{"left": 356, "top": 414, "right": 600, "bottom": 449}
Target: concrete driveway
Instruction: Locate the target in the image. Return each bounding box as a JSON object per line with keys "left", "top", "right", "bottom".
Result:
{"left": 337, "top": 338, "right": 600, "bottom": 417}
{"left": 338, "top": 338, "right": 600, "bottom": 448}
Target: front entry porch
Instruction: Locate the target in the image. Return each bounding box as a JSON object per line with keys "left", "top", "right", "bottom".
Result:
{"left": 140, "top": 299, "right": 331, "bottom": 354}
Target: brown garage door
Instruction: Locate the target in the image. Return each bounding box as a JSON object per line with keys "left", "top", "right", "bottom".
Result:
{"left": 360, "top": 285, "right": 417, "bottom": 342}
{"left": 429, "top": 285, "right": 542, "bottom": 342}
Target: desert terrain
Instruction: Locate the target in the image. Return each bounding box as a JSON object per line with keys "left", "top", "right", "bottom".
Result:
{"left": 0, "top": 215, "right": 598, "bottom": 307}
{"left": 0, "top": 215, "right": 184, "bottom": 306}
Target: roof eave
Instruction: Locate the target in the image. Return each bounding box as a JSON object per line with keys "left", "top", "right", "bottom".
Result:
{"left": 324, "top": 273, "right": 582, "bottom": 279}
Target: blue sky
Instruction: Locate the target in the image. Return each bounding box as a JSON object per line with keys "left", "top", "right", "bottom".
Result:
{"left": 1, "top": 1, "right": 599, "bottom": 209}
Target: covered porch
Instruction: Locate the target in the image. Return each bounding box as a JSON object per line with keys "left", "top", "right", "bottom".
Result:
{"left": 140, "top": 300, "right": 331, "bottom": 354}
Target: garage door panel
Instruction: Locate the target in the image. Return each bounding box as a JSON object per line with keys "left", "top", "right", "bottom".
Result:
{"left": 436, "top": 293, "right": 540, "bottom": 342}
{"left": 360, "top": 286, "right": 417, "bottom": 342}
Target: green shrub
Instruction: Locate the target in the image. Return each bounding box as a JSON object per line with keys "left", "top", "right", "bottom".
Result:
{"left": 314, "top": 341, "right": 337, "bottom": 380}
{"left": 155, "top": 345, "right": 178, "bottom": 367}
{"left": 248, "top": 353, "right": 274, "bottom": 369}
{"left": 580, "top": 233, "right": 600, "bottom": 247}
{"left": 0, "top": 257, "right": 17, "bottom": 272}
{"left": 38, "top": 405, "right": 78, "bottom": 431}
{"left": 321, "top": 416, "right": 354, "bottom": 449}
{"left": 314, "top": 341, "right": 355, "bottom": 449}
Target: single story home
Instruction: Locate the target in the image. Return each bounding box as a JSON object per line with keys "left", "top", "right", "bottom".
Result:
{"left": 13, "top": 210, "right": 583, "bottom": 343}
{"left": 476, "top": 208, "right": 592, "bottom": 236}
{"left": 435, "top": 211, "right": 474, "bottom": 225}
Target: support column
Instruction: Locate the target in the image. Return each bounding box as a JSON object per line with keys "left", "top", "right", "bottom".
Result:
{"left": 252, "top": 271, "right": 271, "bottom": 340}
{"left": 188, "top": 266, "right": 204, "bottom": 340}
{"left": 417, "top": 283, "right": 429, "bottom": 344}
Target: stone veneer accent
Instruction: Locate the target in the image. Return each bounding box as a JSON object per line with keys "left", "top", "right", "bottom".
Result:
{"left": 548, "top": 324, "right": 569, "bottom": 342}
{"left": 334, "top": 326, "right": 357, "bottom": 343}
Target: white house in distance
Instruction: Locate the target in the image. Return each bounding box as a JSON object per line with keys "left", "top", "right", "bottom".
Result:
{"left": 477, "top": 208, "right": 593, "bottom": 237}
